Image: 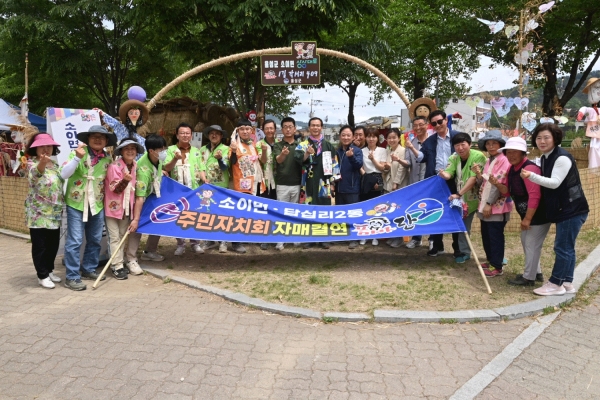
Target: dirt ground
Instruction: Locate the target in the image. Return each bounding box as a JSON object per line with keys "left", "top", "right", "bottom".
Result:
{"left": 140, "top": 227, "right": 599, "bottom": 313}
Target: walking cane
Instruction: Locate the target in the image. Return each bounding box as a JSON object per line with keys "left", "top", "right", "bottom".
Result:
{"left": 93, "top": 231, "right": 130, "bottom": 289}
{"left": 464, "top": 231, "right": 492, "bottom": 294}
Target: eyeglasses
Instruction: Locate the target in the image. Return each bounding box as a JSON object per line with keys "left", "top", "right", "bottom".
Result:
{"left": 430, "top": 119, "right": 445, "bottom": 127}
{"left": 282, "top": 125, "right": 295, "bottom": 129}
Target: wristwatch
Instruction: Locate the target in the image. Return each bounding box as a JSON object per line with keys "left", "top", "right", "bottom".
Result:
{"left": 486, "top": 201, "right": 493, "bottom": 206}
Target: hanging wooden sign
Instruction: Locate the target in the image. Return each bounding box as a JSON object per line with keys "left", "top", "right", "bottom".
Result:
{"left": 261, "top": 41, "right": 320, "bottom": 86}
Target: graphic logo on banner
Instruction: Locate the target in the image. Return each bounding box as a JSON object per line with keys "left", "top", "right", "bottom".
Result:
{"left": 137, "top": 176, "right": 467, "bottom": 243}
{"left": 393, "top": 198, "right": 444, "bottom": 231}
{"left": 261, "top": 41, "right": 320, "bottom": 86}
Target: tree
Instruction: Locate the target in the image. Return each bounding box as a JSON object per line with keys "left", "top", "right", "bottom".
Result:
{"left": 141, "top": 0, "right": 378, "bottom": 123}
{"left": 0, "top": 0, "right": 172, "bottom": 115}
{"left": 458, "top": 0, "right": 600, "bottom": 117}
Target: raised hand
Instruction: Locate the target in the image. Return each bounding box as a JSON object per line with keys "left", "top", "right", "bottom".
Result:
{"left": 345, "top": 147, "right": 354, "bottom": 157}
{"left": 75, "top": 143, "right": 87, "bottom": 159}
{"left": 215, "top": 149, "right": 222, "bottom": 160}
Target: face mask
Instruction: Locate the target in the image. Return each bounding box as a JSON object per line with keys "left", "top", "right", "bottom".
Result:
{"left": 157, "top": 150, "right": 167, "bottom": 162}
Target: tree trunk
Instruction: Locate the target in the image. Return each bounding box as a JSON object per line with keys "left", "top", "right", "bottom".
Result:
{"left": 541, "top": 51, "right": 560, "bottom": 117}
{"left": 347, "top": 82, "right": 359, "bottom": 127}
{"left": 255, "top": 85, "right": 266, "bottom": 128}
{"left": 412, "top": 56, "right": 427, "bottom": 101}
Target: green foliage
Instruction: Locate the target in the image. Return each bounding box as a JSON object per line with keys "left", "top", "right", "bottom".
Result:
{"left": 0, "top": 0, "right": 173, "bottom": 115}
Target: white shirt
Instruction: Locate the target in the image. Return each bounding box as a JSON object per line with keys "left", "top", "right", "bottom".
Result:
{"left": 528, "top": 149, "right": 572, "bottom": 189}
{"left": 362, "top": 147, "right": 387, "bottom": 174}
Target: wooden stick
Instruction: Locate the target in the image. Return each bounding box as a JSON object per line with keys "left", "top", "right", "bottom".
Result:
{"left": 464, "top": 231, "right": 493, "bottom": 294}
{"left": 92, "top": 231, "right": 130, "bottom": 289}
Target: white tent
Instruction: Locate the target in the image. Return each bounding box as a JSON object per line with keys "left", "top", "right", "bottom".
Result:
{"left": 0, "top": 98, "right": 27, "bottom": 131}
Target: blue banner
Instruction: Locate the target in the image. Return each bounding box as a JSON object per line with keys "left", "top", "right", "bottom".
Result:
{"left": 136, "top": 176, "right": 466, "bottom": 243}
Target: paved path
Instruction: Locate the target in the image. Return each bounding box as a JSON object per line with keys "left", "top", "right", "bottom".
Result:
{"left": 477, "top": 277, "right": 600, "bottom": 399}
{"left": 0, "top": 234, "right": 597, "bottom": 399}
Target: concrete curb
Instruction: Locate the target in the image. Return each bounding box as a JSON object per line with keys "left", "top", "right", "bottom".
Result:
{"left": 142, "top": 241, "right": 600, "bottom": 323}
{"left": 0, "top": 228, "right": 29, "bottom": 241}
{"left": 450, "top": 311, "right": 561, "bottom": 400}
{"left": 2, "top": 226, "right": 597, "bottom": 324}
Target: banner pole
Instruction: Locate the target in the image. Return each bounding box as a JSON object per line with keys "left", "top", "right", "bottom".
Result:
{"left": 464, "top": 231, "right": 492, "bottom": 294}
{"left": 92, "top": 231, "right": 129, "bottom": 289}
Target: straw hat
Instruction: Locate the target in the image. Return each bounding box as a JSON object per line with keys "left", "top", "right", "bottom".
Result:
{"left": 408, "top": 97, "right": 437, "bottom": 120}
{"left": 582, "top": 77, "right": 600, "bottom": 94}
{"left": 118, "top": 99, "right": 149, "bottom": 126}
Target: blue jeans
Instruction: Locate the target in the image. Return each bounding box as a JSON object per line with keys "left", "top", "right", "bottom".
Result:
{"left": 64, "top": 206, "right": 105, "bottom": 281}
{"left": 549, "top": 213, "right": 587, "bottom": 286}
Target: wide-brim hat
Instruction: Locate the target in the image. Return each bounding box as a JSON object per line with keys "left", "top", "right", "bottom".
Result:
{"left": 408, "top": 97, "right": 437, "bottom": 120}
{"left": 478, "top": 129, "right": 506, "bottom": 150}
{"left": 119, "top": 99, "right": 149, "bottom": 126}
{"left": 582, "top": 77, "right": 600, "bottom": 94}
{"left": 114, "top": 139, "right": 145, "bottom": 157}
{"left": 30, "top": 133, "right": 60, "bottom": 148}
{"left": 76, "top": 125, "right": 118, "bottom": 147}
{"left": 202, "top": 124, "right": 230, "bottom": 139}
{"left": 498, "top": 136, "right": 529, "bottom": 154}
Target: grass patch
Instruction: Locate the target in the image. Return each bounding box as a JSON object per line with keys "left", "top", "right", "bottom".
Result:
{"left": 153, "top": 228, "right": 600, "bottom": 313}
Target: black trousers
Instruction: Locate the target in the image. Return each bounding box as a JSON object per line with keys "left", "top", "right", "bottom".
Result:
{"left": 30, "top": 228, "right": 60, "bottom": 279}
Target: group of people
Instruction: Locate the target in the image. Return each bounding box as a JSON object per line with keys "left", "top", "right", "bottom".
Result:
{"left": 24, "top": 104, "right": 589, "bottom": 297}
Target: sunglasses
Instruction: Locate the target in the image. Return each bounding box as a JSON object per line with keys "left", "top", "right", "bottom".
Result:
{"left": 430, "top": 119, "right": 445, "bottom": 126}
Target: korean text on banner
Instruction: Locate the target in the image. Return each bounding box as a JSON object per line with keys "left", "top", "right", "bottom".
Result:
{"left": 137, "top": 176, "right": 467, "bottom": 243}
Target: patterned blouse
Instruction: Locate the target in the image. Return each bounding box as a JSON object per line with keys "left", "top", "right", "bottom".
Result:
{"left": 25, "top": 159, "right": 65, "bottom": 229}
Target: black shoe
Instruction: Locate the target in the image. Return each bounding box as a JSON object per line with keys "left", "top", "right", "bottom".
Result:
{"left": 123, "top": 264, "right": 130, "bottom": 274}
{"left": 320, "top": 242, "right": 331, "bottom": 249}
{"left": 427, "top": 248, "right": 445, "bottom": 257}
{"left": 112, "top": 268, "right": 128, "bottom": 280}
{"left": 508, "top": 274, "right": 535, "bottom": 286}
{"left": 81, "top": 270, "right": 106, "bottom": 281}
{"left": 260, "top": 243, "right": 269, "bottom": 250}
{"left": 302, "top": 243, "right": 313, "bottom": 249}
{"left": 536, "top": 273, "right": 544, "bottom": 282}
{"left": 64, "top": 279, "right": 86, "bottom": 291}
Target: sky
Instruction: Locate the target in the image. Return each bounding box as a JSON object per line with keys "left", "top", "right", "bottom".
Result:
{"left": 289, "top": 56, "right": 519, "bottom": 125}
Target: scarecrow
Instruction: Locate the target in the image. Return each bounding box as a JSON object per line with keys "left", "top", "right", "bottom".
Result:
{"left": 406, "top": 97, "right": 438, "bottom": 145}
{"left": 99, "top": 86, "right": 149, "bottom": 148}
{"left": 577, "top": 77, "right": 600, "bottom": 168}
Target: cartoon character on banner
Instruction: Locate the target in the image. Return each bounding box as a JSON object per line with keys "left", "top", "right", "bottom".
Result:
{"left": 197, "top": 189, "right": 217, "bottom": 212}
{"left": 577, "top": 77, "right": 600, "bottom": 168}
{"left": 294, "top": 42, "right": 306, "bottom": 59}
{"left": 352, "top": 216, "right": 396, "bottom": 237}
{"left": 366, "top": 202, "right": 399, "bottom": 216}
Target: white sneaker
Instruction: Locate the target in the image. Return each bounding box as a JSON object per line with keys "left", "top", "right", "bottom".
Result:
{"left": 406, "top": 239, "right": 422, "bottom": 249}
{"left": 359, "top": 239, "right": 366, "bottom": 245}
{"left": 372, "top": 239, "right": 379, "bottom": 246}
{"left": 533, "top": 281, "right": 566, "bottom": 296}
{"left": 192, "top": 244, "right": 205, "bottom": 254}
{"left": 48, "top": 272, "right": 61, "bottom": 283}
{"left": 174, "top": 246, "right": 185, "bottom": 256}
{"left": 275, "top": 243, "right": 284, "bottom": 251}
{"left": 127, "top": 260, "right": 144, "bottom": 275}
{"left": 38, "top": 277, "right": 55, "bottom": 289}
{"left": 219, "top": 242, "right": 228, "bottom": 253}
{"left": 563, "top": 283, "right": 576, "bottom": 294}
{"left": 141, "top": 251, "right": 165, "bottom": 262}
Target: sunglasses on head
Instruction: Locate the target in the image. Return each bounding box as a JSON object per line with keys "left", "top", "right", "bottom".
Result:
{"left": 430, "top": 119, "right": 445, "bottom": 126}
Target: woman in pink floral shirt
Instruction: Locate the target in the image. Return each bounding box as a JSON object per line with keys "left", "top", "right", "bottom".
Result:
{"left": 24, "top": 133, "right": 64, "bottom": 289}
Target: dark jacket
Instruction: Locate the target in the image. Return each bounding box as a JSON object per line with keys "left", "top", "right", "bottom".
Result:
{"left": 419, "top": 130, "right": 460, "bottom": 178}
{"left": 335, "top": 144, "right": 363, "bottom": 194}
{"left": 541, "top": 147, "right": 588, "bottom": 223}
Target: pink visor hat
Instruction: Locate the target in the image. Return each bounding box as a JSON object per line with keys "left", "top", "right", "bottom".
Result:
{"left": 30, "top": 133, "right": 60, "bottom": 148}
